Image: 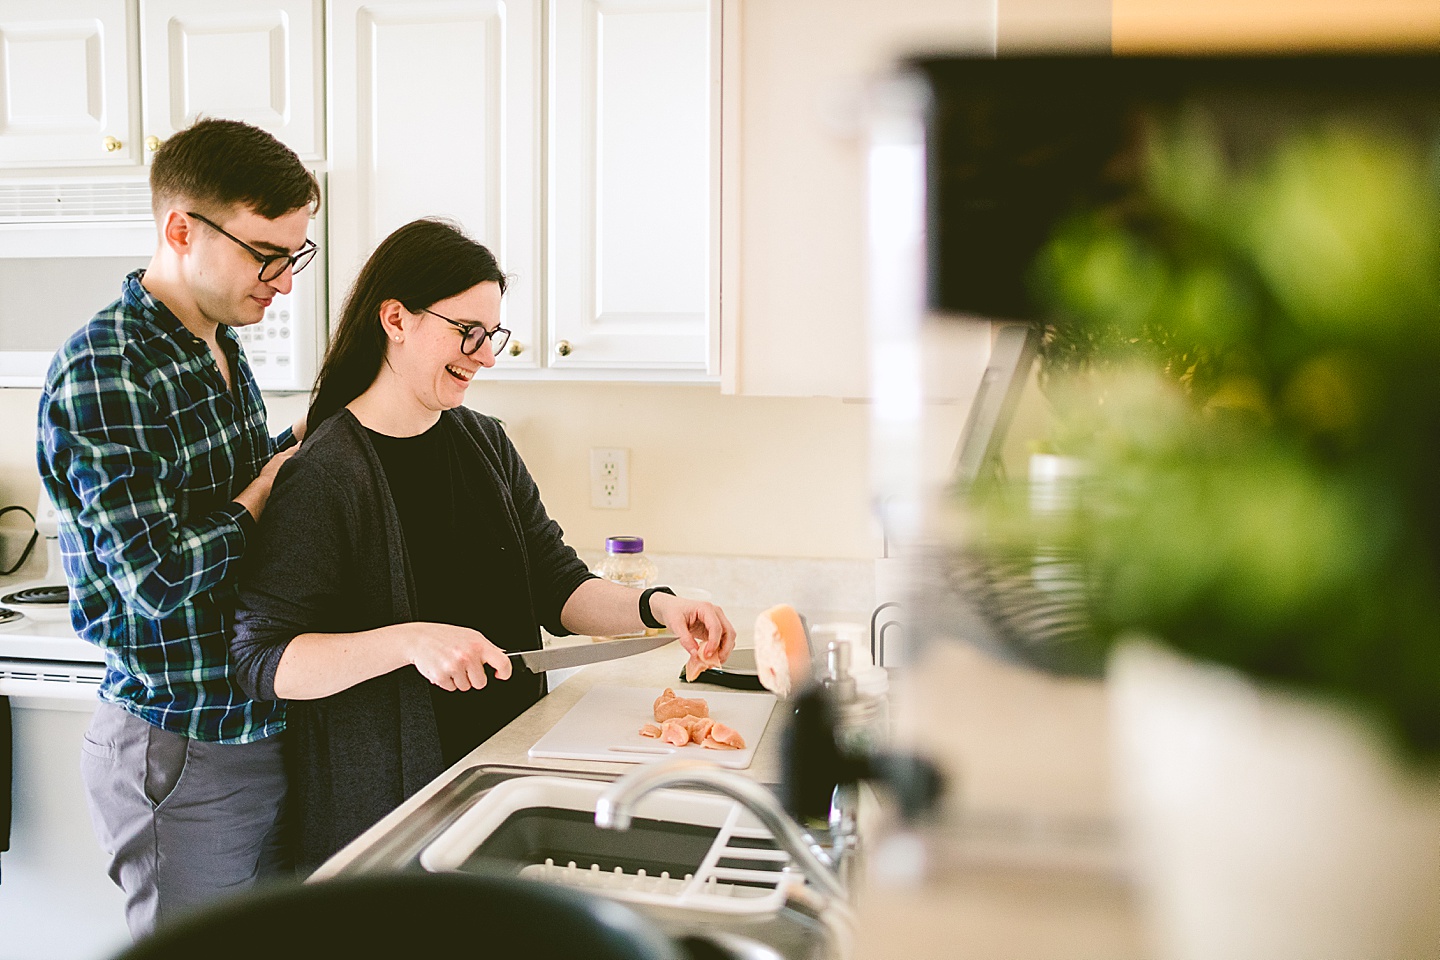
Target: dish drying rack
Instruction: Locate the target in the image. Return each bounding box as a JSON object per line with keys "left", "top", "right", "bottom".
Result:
{"left": 516, "top": 805, "right": 803, "bottom": 915}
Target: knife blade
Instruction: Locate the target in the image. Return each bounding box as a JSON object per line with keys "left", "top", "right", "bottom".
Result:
{"left": 508, "top": 633, "right": 677, "bottom": 673}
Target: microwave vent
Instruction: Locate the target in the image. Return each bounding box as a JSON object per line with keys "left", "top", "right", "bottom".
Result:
{"left": 0, "top": 179, "right": 152, "bottom": 224}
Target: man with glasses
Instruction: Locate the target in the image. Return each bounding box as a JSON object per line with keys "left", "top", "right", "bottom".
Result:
{"left": 37, "top": 118, "right": 321, "bottom": 938}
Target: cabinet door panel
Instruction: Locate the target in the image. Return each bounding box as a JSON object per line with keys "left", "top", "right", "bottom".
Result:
{"left": 141, "top": 0, "right": 323, "bottom": 160}
{"left": 0, "top": 0, "right": 136, "bottom": 167}
{"left": 549, "top": 0, "right": 710, "bottom": 371}
{"left": 329, "top": 0, "right": 539, "bottom": 367}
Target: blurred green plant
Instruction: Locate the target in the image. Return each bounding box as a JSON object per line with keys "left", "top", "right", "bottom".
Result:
{"left": 978, "top": 112, "right": 1440, "bottom": 757}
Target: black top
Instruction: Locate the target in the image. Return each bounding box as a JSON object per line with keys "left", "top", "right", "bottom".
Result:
{"left": 231, "top": 408, "right": 595, "bottom": 871}
{"left": 365, "top": 422, "right": 544, "bottom": 768}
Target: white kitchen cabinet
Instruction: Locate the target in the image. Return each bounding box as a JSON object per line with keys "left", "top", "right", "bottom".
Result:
{"left": 546, "top": 0, "right": 716, "bottom": 376}
{"left": 0, "top": 0, "right": 137, "bottom": 167}
{"left": 0, "top": 0, "right": 323, "bottom": 169}
{"left": 0, "top": 0, "right": 716, "bottom": 381}
{"left": 140, "top": 0, "right": 325, "bottom": 161}
{"left": 326, "top": 0, "right": 541, "bottom": 368}
{"left": 329, "top": 0, "right": 715, "bottom": 380}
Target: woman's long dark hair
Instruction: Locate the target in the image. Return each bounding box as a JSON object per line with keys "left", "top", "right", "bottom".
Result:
{"left": 307, "top": 218, "right": 507, "bottom": 431}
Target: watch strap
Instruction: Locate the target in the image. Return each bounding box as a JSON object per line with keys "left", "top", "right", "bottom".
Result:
{"left": 639, "top": 586, "right": 676, "bottom": 629}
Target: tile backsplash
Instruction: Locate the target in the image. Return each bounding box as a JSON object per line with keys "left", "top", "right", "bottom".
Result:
{"left": 577, "top": 551, "right": 878, "bottom": 627}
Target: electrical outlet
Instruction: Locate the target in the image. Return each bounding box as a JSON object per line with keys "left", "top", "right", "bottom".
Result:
{"left": 589, "top": 447, "right": 630, "bottom": 509}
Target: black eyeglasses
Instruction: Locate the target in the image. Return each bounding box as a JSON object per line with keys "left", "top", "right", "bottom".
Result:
{"left": 423, "top": 308, "right": 511, "bottom": 356}
{"left": 187, "top": 211, "right": 318, "bottom": 283}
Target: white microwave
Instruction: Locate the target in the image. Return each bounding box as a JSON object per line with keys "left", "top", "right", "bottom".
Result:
{"left": 0, "top": 175, "right": 327, "bottom": 392}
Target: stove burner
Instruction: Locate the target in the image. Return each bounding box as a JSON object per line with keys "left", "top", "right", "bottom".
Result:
{"left": 0, "top": 607, "right": 22, "bottom": 624}
{"left": 1, "top": 584, "right": 69, "bottom": 606}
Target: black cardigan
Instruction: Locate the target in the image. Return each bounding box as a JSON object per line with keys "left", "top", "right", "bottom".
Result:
{"left": 230, "top": 408, "right": 594, "bottom": 871}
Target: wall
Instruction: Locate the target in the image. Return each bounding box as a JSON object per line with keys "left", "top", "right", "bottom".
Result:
{"left": 728, "top": 0, "right": 997, "bottom": 398}
{"left": 4, "top": 382, "right": 882, "bottom": 562}
{"left": 457, "top": 383, "right": 877, "bottom": 559}
{"left": 0, "top": 390, "right": 44, "bottom": 543}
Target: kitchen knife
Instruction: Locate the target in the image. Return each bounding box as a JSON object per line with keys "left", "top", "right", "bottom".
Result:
{"left": 508, "top": 633, "right": 678, "bottom": 673}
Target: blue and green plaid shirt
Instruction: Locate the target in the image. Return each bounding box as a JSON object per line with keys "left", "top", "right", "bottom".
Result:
{"left": 37, "top": 271, "right": 288, "bottom": 743}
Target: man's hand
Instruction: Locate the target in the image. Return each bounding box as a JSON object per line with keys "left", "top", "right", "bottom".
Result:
{"left": 233, "top": 445, "right": 298, "bottom": 520}
{"left": 405, "top": 622, "right": 514, "bottom": 691}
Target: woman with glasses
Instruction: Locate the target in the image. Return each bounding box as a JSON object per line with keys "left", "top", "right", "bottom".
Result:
{"left": 229, "top": 218, "right": 735, "bottom": 871}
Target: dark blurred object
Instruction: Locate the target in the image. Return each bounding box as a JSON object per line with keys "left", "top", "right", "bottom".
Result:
{"left": 1, "top": 695, "right": 10, "bottom": 882}
{"left": 780, "top": 686, "right": 854, "bottom": 822}
{"left": 863, "top": 752, "right": 947, "bottom": 825}
{"left": 781, "top": 684, "right": 944, "bottom": 825}
{"left": 912, "top": 53, "right": 1440, "bottom": 320}
{"left": 114, "top": 872, "right": 686, "bottom": 960}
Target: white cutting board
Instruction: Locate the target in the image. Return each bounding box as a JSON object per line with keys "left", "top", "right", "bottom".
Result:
{"left": 528, "top": 685, "right": 777, "bottom": 770}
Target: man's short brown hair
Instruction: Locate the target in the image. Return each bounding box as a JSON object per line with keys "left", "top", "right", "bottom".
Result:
{"left": 150, "top": 118, "right": 321, "bottom": 220}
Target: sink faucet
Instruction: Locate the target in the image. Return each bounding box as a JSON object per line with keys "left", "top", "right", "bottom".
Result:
{"left": 594, "top": 758, "right": 849, "bottom": 903}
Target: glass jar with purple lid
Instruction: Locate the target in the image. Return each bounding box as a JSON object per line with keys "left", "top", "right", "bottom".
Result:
{"left": 596, "top": 536, "right": 658, "bottom": 591}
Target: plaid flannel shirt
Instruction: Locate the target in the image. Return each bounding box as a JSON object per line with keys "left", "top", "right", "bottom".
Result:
{"left": 37, "top": 271, "right": 288, "bottom": 743}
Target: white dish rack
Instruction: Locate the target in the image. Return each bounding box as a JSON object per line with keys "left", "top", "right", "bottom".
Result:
{"left": 419, "top": 775, "right": 805, "bottom": 915}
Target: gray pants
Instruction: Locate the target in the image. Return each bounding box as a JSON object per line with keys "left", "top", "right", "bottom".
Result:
{"left": 79, "top": 701, "right": 287, "bottom": 939}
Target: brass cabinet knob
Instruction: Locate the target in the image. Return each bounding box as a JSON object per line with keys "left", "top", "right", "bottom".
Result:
{"left": 556, "top": 340, "right": 572, "bottom": 357}
{"left": 145, "top": 135, "right": 162, "bottom": 152}
{"left": 508, "top": 340, "right": 524, "bottom": 356}
{"left": 102, "top": 136, "right": 123, "bottom": 153}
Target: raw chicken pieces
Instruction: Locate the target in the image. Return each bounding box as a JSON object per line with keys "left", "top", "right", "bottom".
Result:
{"left": 659, "top": 719, "right": 692, "bottom": 746}
{"left": 652, "top": 687, "right": 709, "bottom": 722}
{"left": 684, "top": 644, "right": 725, "bottom": 682}
{"left": 703, "top": 720, "right": 744, "bottom": 750}
{"left": 637, "top": 688, "right": 745, "bottom": 750}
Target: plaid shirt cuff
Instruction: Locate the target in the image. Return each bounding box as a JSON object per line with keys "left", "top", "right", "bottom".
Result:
{"left": 228, "top": 501, "right": 257, "bottom": 544}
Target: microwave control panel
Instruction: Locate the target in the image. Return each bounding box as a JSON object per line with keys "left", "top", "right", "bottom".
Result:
{"left": 235, "top": 288, "right": 316, "bottom": 392}
{"left": 231, "top": 176, "right": 324, "bottom": 394}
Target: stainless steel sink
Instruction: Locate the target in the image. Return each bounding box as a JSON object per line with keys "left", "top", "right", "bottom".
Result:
{"left": 324, "top": 765, "right": 849, "bottom": 960}
{"left": 418, "top": 775, "right": 802, "bottom": 917}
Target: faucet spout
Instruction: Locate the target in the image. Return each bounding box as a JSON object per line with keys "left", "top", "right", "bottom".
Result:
{"left": 594, "top": 758, "right": 848, "bottom": 902}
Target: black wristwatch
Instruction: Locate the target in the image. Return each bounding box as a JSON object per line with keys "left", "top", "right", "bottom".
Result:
{"left": 639, "top": 586, "right": 676, "bottom": 629}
